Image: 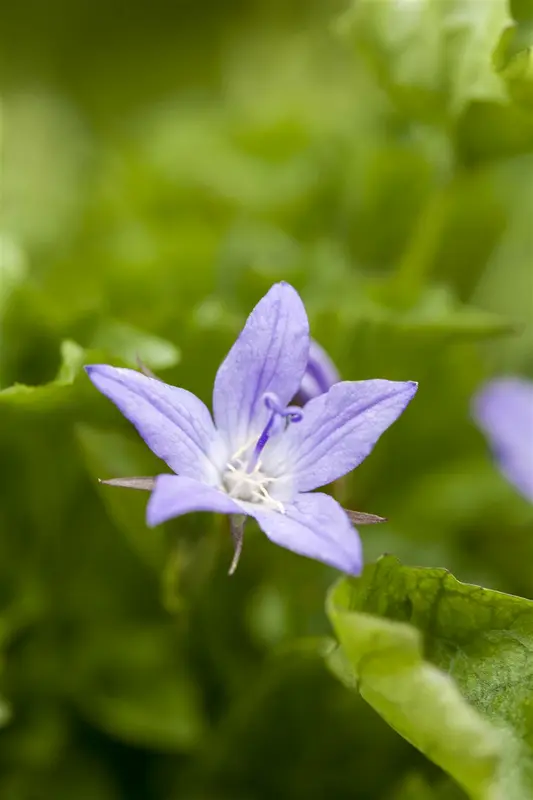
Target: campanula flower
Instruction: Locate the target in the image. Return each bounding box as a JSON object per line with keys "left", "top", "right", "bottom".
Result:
{"left": 473, "top": 377, "right": 533, "bottom": 503}
{"left": 85, "top": 282, "right": 417, "bottom": 575}
{"left": 297, "top": 339, "right": 340, "bottom": 404}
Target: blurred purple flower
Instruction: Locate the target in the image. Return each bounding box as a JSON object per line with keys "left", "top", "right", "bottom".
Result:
{"left": 473, "top": 378, "right": 533, "bottom": 503}
{"left": 85, "top": 282, "right": 417, "bottom": 575}
{"left": 297, "top": 339, "right": 341, "bottom": 404}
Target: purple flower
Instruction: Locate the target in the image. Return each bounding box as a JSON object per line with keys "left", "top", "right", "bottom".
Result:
{"left": 297, "top": 339, "right": 341, "bottom": 404}
{"left": 85, "top": 282, "right": 417, "bottom": 575}
{"left": 473, "top": 378, "right": 533, "bottom": 503}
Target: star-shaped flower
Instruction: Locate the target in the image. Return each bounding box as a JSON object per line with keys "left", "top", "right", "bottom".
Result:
{"left": 473, "top": 377, "right": 533, "bottom": 503}
{"left": 85, "top": 282, "right": 417, "bottom": 575}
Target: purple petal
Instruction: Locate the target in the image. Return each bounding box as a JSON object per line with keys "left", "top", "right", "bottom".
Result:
{"left": 146, "top": 474, "right": 243, "bottom": 526}
{"left": 85, "top": 366, "right": 220, "bottom": 482}
{"left": 270, "top": 379, "right": 417, "bottom": 492}
{"left": 297, "top": 339, "right": 340, "bottom": 403}
{"left": 213, "top": 282, "right": 309, "bottom": 451}
{"left": 473, "top": 378, "right": 533, "bottom": 502}
{"left": 250, "top": 492, "right": 363, "bottom": 574}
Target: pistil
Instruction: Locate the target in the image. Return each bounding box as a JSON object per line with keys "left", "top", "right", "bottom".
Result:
{"left": 246, "top": 393, "right": 303, "bottom": 474}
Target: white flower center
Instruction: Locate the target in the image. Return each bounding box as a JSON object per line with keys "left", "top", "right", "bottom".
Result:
{"left": 222, "top": 454, "right": 285, "bottom": 513}
{"left": 217, "top": 392, "right": 303, "bottom": 513}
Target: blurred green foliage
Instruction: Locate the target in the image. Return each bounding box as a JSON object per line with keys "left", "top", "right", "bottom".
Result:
{"left": 1, "top": 0, "right": 533, "bottom": 797}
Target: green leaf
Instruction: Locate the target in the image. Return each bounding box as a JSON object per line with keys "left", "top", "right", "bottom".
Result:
{"left": 399, "top": 286, "right": 516, "bottom": 339}
{"left": 89, "top": 318, "right": 180, "bottom": 371}
{"left": 390, "top": 772, "right": 464, "bottom": 800}
{"left": 494, "top": 19, "right": 533, "bottom": 108}
{"left": 339, "top": 0, "right": 512, "bottom": 116}
{"left": 0, "top": 751, "right": 121, "bottom": 800}
{"left": 326, "top": 555, "right": 533, "bottom": 799}
{"left": 406, "top": 297, "right": 513, "bottom": 339}
{"left": 75, "top": 424, "right": 165, "bottom": 570}
{"left": 0, "top": 320, "right": 178, "bottom": 410}
{"left": 342, "top": 281, "right": 516, "bottom": 341}
{"left": 86, "top": 680, "right": 202, "bottom": 752}
{"left": 0, "top": 233, "right": 27, "bottom": 319}
{"left": 511, "top": 0, "right": 533, "bottom": 24}
{"left": 76, "top": 626, "right": 204, "bottom": 751}
{"left": 0, "top": 698, "right": 11, "bottom": 730}
{"left": 0, "top": 339, "right": 86, "bottom": 407}
{"left": 445, "top": 0, "right": 511, "bottom": 112}
{"left": 2, "top": 94, "right": 88, "bottom": 251}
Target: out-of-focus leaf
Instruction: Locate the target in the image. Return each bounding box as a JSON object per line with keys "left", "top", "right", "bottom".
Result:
{"left": 511, "top": 0, "right": 533, "bottom": 23}
{"left": 337, "top": 0, "right": 445, "bottom": 120}
{"left": 425, "top": 173, "right": 507, "bottom": 300}
{"left": 494, "top": 14, "right": 533, "bottom": 108}
{"left": 140, "top": 107, "right": 320, "bottom": 212}
{"left": 179, "top": 652, "right": 419, "bottom": 800}
{"left": 0, "top": 698, "right": 11, "bottom": 729}
{"left": 86, "top": 682, "right": 202, "bottom": 752}
{"left": 0, "top": 751, "right": 121, "bottom": 800}
{"left": 246, "top": 583, "right": 291, "bottom": 648}
{"left": 473, "top": 156, "right": 533, "bottom": 371}
{"left": 340, "top": 141, "right": 443, "bottom": 270}
{"left": 327, "top": 555, "right": 533, "bottom": 800}
{"left": 76, "top": 626, "right": 204, "bottom": 751}
{"left": 75, "top": 424, "right": 165, "bottom": 569}
{"left": 0, "top": 339, "right": 85, "bottom": 408}
{"left": 339, "top": 0, "right": 518, "bottom": 123}
{"left": 0, "top": 320, "right": 177, "bottom": 410}
{"left": 0, "top": 234, "right": 27, "bottom": 318}
{"left": 343, "top": 281, "right": 515, "bottom": 341}
{"left": 216, "top": 219, "right": 302, "bottom": 285}
{"left": 444, "top": 0, "right": 511, "bottom": 112}
{"left": 0, "top": 233, "right": 28, "bottom": 390}
{"left": 340, "top": 0, "right": 533, "bottom": 161}
{"left": 0, "top": 705, "right": 70, "bottom": 771}
{"left": 390, "top": 772, "right": 466, "bottom": 800}
{"left": 339, "top": 0, "right": 512, "bottom": 116}
{"left": 3, "top": 94, "right": 89, "bottom": 251}
{"left": 398, "top": 285, "right": 515, "bottom": 339}
{"left": 45, "top": 754, "right": 121, "bottom": 800}
{"left": 89, "top": 318, "right": 180, "bottom": 370}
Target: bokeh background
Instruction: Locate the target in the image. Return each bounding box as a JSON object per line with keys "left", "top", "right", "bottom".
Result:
{"left": 1, "top": 0, "right": 533, "bottom": 797}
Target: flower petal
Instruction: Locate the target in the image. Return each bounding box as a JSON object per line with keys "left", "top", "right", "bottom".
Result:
{"left": 473, "top": 378, "right": 533, "bottom": 502}
{"left": 269, "top": 379, "right": 417, "bottom": 492}
{"left": 146, "top": 474, "right": 244, "bottom": 527}
{"left": 249, "top": 492, "right": 363, "bottom": 574}
{"left": 213, "top": 282, "right": 309, "bottom": 451}
{"left": 297, "top": 339, "right": 340, "bottom": 403}
{"left": 85, "top": 365, "right": 220, "bottom": 482}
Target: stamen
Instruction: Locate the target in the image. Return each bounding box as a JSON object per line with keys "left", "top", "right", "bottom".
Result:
{"left": 221, "top": 393, "right": 299, "bottom": 512}
{"left": 247, "top": 393, "right": 303, "bottom": 473}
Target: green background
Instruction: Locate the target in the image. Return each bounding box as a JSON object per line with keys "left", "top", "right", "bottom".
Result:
{"left": 1, "top": 0, "right": 533, "bottom": 797}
